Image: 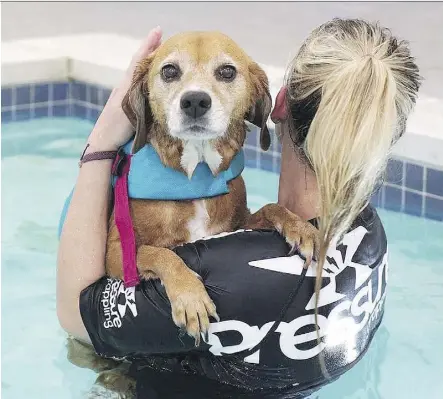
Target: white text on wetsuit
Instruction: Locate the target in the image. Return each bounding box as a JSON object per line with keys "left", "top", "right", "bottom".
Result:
{"left": 203, "top": 227, "right": 388, "bottom": 364}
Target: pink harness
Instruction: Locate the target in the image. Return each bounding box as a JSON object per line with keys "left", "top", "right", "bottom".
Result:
{"left": 111, "top": 150, "right": 140, "bottom": 287}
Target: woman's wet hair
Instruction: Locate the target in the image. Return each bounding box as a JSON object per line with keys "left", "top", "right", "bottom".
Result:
{"left": 284, "top": 18, "right": 421, "bottom": 375}
{"left": 286, "top": 18, "right": 420, "bottom": 149}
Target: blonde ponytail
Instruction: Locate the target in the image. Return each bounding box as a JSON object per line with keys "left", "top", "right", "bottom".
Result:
{"left": 306, "top": 54, "right": 398, "bottom": 373}
{"left": 307, "top": 53, "right": 397, "bottom": 284}
{"left": 286, "top": 19, "right": 421, "bottom": 376}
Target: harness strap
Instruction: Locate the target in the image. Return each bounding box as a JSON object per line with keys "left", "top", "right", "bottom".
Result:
{"left": 112, "top": 149, "right": 140, "bottom": 288}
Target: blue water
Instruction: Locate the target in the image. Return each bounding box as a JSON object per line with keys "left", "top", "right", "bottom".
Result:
{"left": 1, "top": 118, "right": 443, "bottom": 399}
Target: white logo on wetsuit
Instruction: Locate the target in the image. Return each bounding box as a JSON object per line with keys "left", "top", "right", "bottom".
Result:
{"left": 203, "top": 226, "right": 388, "bottom": 364}
{"left": 101, "top": 280, "right": 138, "bottom": 329}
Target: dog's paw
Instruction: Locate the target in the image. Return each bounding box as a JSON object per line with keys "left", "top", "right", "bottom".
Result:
{"left": 167, "top": 271, "right": 219, "bottom": 346}
{"left": 283, "top": 220, "right": 320, "bottom": 267}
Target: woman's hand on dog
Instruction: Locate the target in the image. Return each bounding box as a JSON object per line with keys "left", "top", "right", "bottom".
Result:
{"left": 87, "top": 26, "right": 163, "bottom": 151}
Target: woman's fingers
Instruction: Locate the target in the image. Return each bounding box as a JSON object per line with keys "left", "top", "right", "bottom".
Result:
{"left": 127, "top": 26, "right": 163, "bottom": 77}
{"left": 137, "top": 26, "right": 163, "bottom": 58}
{"left": 117, "top": 26, "right": 162, "bottom": 97}
{"left": 89, "top": 26, "right": 163, "bottom": 149}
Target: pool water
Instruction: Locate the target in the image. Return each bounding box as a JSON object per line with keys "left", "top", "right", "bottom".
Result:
{"left": 1, "top": 118, "right": 443, "bottom": 399}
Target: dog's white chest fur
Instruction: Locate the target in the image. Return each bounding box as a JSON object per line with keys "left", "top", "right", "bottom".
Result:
{"left": 181, "top": 141, "right": 222, "bottom": 241}
{"left": 180, "top": 140, "right": 222, "bottom": 178}
{"left": 187, "top": 200, "right": 210, "bottom": 242}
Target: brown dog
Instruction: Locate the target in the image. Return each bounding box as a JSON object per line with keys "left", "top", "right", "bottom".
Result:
{"left": 68, "top": 31, "right": 318, "bottom": 397}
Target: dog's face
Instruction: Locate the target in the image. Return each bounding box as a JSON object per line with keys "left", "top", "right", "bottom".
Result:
{"left": 123, "top": 31, "right": 272, "bottom": 155}
{"left": 150, "top": 32, "right": 254, "bottom": 141}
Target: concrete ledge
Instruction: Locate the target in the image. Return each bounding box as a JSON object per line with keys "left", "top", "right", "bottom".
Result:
{"left": 2, "top": 33, "right": 442, "bottom": 168}
{"left": 69, "top": 59, "right": 124, "bottom": 88}
{"left": 2, "top": 58, "right": 67, "bottom": 85}
{"left": 392, "top": 132, "right": 443, "bottom": 169}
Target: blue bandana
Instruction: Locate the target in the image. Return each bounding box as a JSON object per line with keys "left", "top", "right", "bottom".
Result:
{"left": 114, "top": 138, "right": 244, "bottom": 200}
{"left": 58, "top": 139, "right": 244, "bottom": 237}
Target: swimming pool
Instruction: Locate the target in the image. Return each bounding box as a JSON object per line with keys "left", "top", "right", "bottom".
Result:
{"left": 2, "top": 118, "right": 443, "bottom": 399}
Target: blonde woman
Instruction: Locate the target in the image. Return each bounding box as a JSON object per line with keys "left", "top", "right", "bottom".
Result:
{"left": 57, "top": 19, "right": 420, "bottom": 398}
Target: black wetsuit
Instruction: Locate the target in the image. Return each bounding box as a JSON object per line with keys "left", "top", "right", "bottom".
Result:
{"left": 79, "top": 205, "right": 387, "bottom": 398}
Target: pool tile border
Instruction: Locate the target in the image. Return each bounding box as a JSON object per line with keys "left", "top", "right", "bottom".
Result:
{"left": 2, "top": 80, "right": 443, "bottom": 221}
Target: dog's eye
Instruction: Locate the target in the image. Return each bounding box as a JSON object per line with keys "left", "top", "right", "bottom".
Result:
{"left": 216, "top": 65, "right": 237, "bottom": 82}
{"left": 161, "top": 64, "right": 180, "bottom": 81}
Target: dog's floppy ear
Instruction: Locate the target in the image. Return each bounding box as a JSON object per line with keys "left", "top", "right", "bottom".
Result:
{"left": 245, "top": 62, "right": 272, "bottom": 151}
{"left": 121, "top": 56, "right": 155, "bottom": 153}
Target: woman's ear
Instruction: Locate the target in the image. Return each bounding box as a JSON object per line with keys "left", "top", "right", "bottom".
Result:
{"left": 271, "top": 86, "right": 289, "bottom": 123}
{"left": 245, "top": 62, "right": 273, "bottom": 151}
{"left": 121, "top": 55, "right": 155, "bottom": 153}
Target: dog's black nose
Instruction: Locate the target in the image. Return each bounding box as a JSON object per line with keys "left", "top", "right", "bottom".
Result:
{"left": 180, "top": 91, "right": 212, "bottom": 118}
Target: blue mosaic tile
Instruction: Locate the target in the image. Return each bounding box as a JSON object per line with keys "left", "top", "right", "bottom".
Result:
{"left": 246, "top": 127, "right": 258, "bottom": 146}
{"left": 102, "top": 89, "right": 112, "bottom": 106}
{"left": 2, "top": 87, "right": 12, "bottom": 107}
{"left": 404, "top": 191, "right": 423, "bottom": 217}
{"left": 245, "top": 158, "right": 256, "bottom": 169}
{"left": 53, "top": 105, "right": 68, "bottom": 117}
{"left": 405, "top": 163, "right": 423, "bottom": 192}
{"left": 244, "top": 148, "right": 258, "bottom": 168}
{"left": 386, "top": 159, "right": 404, "bottom": 185}
{"left": 90, "top": 86, "right": 100, "bottom": 105}
{"left": 1, "top": 78, "right": 443, "bottom": 225}
{"left": 260, "top": 152, "right": 275, "bottom": 172}
{"left": 34, "top": 105, "right": 49, "bottom": 118}
{"left": 370, "top": 188, "right": 383, "bottom": 208}
{"left": 15, "top": 108, "right": 31, "bottom": 121}
{"left": 73, "top": 104, "right": 87, "bottom": 119}
{"left": 426, "top": 168, "right": 443, "bottom": 197}
{"left": 16, "top": 86, "right": 30, "bottom": 106}
{"left": 369, "top": 196, "right": 378, "bottom": 208}
{"left": 34, "top": 84, "right": 49, "bottom": 103}
{"left": 384, "top": 185, "right": 402, "bottom": 212}
{"left": 268, "top": 128, "right": 277, "bottom": 148}
{"left": 53, "top": 83, "right": 69, "bottom": 101}
{"left": 78, "top": 82, "right": 87, "bottom": 102}
{"left": 87, "top": 108, "right": 100, "bottom": 124}
{"left": 69, "top": 104, "right": 75, "bottom": 116}
{"left": 424, "top": 196, "right": 443, "bottom": 221}
{"left": 270, "top": 131, "right": 281, "bottom": 153}
{"left": 71, "top": 81, "right": 87, "bottom": 102}
{"left": 1, "top": 110, "right": 12, "bottom": 123}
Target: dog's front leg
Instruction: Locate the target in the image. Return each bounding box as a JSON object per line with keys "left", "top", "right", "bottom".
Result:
{"left": 106, "top": 223, "right": 218, "bottom": 344}
{"left": 247, "top": 203, "right": 319, "bottom": 266}
{"left": 137, "top": 245, "right": 219, "bottom": 345}
{"left": 105, "top": 220, "right": 157, "bottom": 281}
